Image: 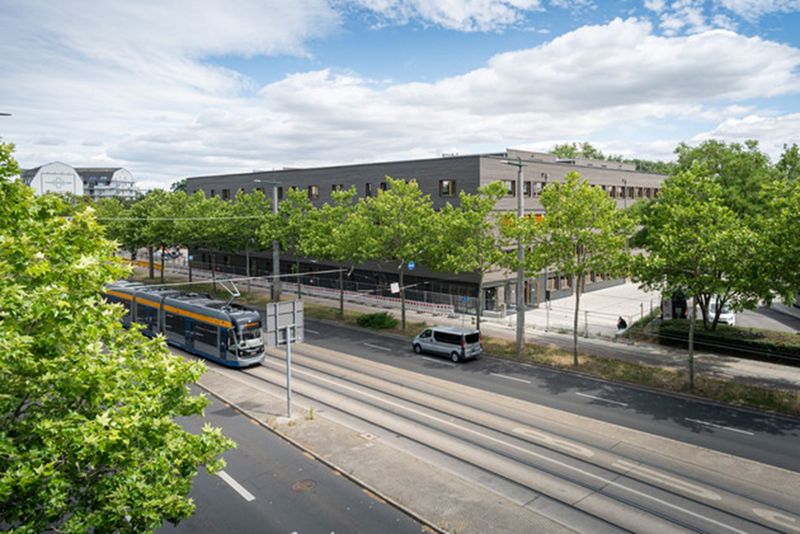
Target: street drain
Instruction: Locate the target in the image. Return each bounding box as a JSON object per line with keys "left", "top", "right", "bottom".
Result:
{"left": 292, "top": 479, "right": 317, "bottom": 492}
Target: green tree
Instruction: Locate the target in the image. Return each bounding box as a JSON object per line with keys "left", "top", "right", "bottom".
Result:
{"left": 94, "top": 198, "right": 146, "bottom": 262}
{"left": 0, "top": 143, "right": 232, "bottom": 532}
{"left": 230, "top": 189, "right": 271, "bottom": 293}
{"left": 137, "top": 190, "right": 186, "bottom": 283}
{"left": 361, "top": 177, "right": 435, "bottom": 330}
{"left": 170, "top": 178, "right": 188, "bottom": 193}
{"left": 776, "top": 143, "right": 800, "bottom": 181}
{"left": 674, "top": 139, "right": 772, "bottom": 216}
{"left": 303, "top": 187, "right": 375, "bottom": 317}
{"left": 431, "top": 181, "right": 507, "bottom": 330}
{"left": 761, "top": 178, "right": 800, "bottom": 302}
{"left": 634, "top": 166, "right": 764, "bottom": 388}
{"left": 506, "top": 172, "right": 632, "bottom": 365}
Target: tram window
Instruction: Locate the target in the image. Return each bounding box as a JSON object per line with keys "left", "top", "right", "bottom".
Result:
{"left": 165, "top": 312, "right": 184, "bottom": 334}
{"left": 136, "top": 303, "right": 155, "bottom": 325}
{"left": 193, "top": 322, "right": 218, "bottom": 346}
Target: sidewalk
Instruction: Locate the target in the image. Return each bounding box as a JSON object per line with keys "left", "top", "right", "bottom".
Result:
{"left": 143, "top": 263, "right": 800, "bottom": 392}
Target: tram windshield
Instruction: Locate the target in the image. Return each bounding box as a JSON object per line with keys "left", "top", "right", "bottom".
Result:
{"left": 240, "top": 323, "right": 263, "bottom": 345}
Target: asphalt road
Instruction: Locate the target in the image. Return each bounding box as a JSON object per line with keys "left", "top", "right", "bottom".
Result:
{"left": 160, "top": 387, "right": 425, "bottom": 534}
{"left": 303, "top": 318, "right": 800, "bottom": 473}
{"left": 235, "top": 342, "right": 799, "bottom": 533}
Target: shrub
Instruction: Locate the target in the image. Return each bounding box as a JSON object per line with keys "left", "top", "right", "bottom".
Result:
{"left": 357, "top": 312, "right": 398, "bottom": 329}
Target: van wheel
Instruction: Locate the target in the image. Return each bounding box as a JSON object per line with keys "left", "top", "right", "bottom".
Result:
{"left": 413, "top": 344, "right": 422, "bottom": 354}
{"left": 450, "top": 352, "right": 460, "bottom": 363}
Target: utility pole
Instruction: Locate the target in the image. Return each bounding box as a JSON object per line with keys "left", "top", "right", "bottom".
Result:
{"left": 254, "top": 178, "right": 282, "bottom": 301}
{"left": 504, "top": 157, "right": 526, "bottom": 356}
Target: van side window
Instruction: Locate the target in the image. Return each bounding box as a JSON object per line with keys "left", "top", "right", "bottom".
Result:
{"left": 433, "top": 331, "right": 461, "bottom": 345}
{"left": 420, "top": 329, "right": 432, "bottom": 338}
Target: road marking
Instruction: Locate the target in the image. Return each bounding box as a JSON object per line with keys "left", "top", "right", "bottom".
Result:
{"left": 364, "top": 342, "right": 391, "bottom": 352}
{"left": 575, "top": 392, "right": 628, "bottom": 407}
{"left": 218, "top": 470, "right": 256, "bottom": 502}
{"left": 305, "top": 328, "right": 319, "bottom": 334}
{"left": 613, "top": 460, "right": 721, "bottom": 501}
{"left": 421, "top": 356, "right": 456, "bottom": 366}
{"left": 491, "top": 373, "right": 531, "bottom": 384}
{"left": 290, "top": 366, "right": 748, "bottom": 534}
{"left": 684, "top": 418, "right": 754, "bottom": 436}
{"left": 513, "top": 427, "right": 594, "bottom": 458}
{"left": 753, "top": 508, "right": 800, "bottom": 533}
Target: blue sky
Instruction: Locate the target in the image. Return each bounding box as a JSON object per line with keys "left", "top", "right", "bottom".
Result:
{"left": 1, "top": 0, "right": 799, "bottom": 189}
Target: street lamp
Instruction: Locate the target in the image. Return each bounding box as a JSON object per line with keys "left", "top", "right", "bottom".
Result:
{"left": 502, "top": 156, "right": 526, "bottom": 356}
{"left": 254, "top": 178, "right": 282, "bottom": 302}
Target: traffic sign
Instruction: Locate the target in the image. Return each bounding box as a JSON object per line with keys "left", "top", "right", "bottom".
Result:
{"left": 407, "top": 260, "right": 415, "bottom": 271}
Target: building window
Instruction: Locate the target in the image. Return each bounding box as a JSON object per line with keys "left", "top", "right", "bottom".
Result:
{"left": 619, "top": 186, "right": 626, "bottom": 199}
{"left": 365, "top": 183, "right": 373, "bottom": 197}
{"left": 278, "top": 186, "right": 284, "bottom": 200}
{"left": 540, "top": 172, "right": 549, "bottom": 180}
{"left": 532, "top": 182, "right": 544, "bottom": 197}
{"left": 308, "top": 185, "right": 319, "bottom": 200}
{"left": 653, "top": 188, "right": 659, "bottom": 197}
{"left": 637, "top": 187, "right": 643, "bottom": 198}
{"left": 221, "top": 189, "right": 230, "bottom": 200}
{"left": 644, "top": 187, "right": 651, "bottom": 198}
{"left": 523, "top": 181, "right": 532, "bottom": 197}
{"left": 331, "top": 184, "right": 343, "bottom": 192}
{"left": 440, "top": 179, "right": 456, "bottom": 197}
{"left": 609, "top": 186, "right": 617, "bottom": 198}
{"left": 255, "top": 187, "right": 264, "bottom": 194}
{"left": 600, "top": 185, "right": 607, "bottom": 192}
{"left": 210, "top": 189, "right": 215, "bottom": 197}
{"left": 628, "top": 186, "right": 634, "bottom": 198}
{"left": 379, "top": 182, "right": 388, "bottom": 192}
{"left": 503, "top": 180, "right": 516, "bottom": 197}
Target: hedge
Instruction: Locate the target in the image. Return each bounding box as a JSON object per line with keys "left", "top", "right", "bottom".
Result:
{"left": 656, "top": 320, "right": 800, "bottom": 366}
{"left": 356, "top": 312, "right": 399, "bottom": 330}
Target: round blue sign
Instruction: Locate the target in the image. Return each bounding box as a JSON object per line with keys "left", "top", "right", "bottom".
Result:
{"left": 407, "top": 261, "right": 415, "bottom": 271}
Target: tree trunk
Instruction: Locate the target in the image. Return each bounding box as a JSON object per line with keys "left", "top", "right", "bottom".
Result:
{"left": 400, "top": 268, "right": 406, "bottom": 331}
{"left": 211, "top": 253, "right": 217, "bottom": 292}
{"left": 572, "top": 274, "right": 581, "bottom": 367}
{"left": 476, "top": 273, "right": 483, "bottom": 331}
{"left": 246, "top": 246, "right": 251, "bottom": 295}
{"left": 296, "top": 259, "right": 302, "bottom": 299}
{"left": 160, "top": 246, "right": 165, "bottom": 283}
{"left": 148, "top": 246, "right": 154, "bottom": 279}
{"left": 339, "top": 267, "right": 345, "bottom": 318}
{"left": 688, "top": 296, "right": 697, "bottom": 391}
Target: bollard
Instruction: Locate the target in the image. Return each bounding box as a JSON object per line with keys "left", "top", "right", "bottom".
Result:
{"left": 584, "top": 310, "right": 589, "bottom": 338}
{"left": 640, "top": 302, "right": 644, "bottom": 320}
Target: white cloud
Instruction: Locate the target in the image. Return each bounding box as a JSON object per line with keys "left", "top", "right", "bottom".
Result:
{"left": 716, "top": 0, "right": 800, "bottom": 20}
{"left": 346, "top": 0, "right": 543, "bottom": 31}
{"left": 2, "top": 9, "right": 799, "bottom": 187}
{"left": 694, "top": 113, "right": 800, "bottom": 157}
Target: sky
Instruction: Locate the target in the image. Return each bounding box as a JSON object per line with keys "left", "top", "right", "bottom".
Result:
{"left": 1, "top": 0, "right": 799, "bottom": 190}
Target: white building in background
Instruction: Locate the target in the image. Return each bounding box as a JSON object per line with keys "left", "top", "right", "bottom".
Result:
{"left": 22, "top": 163, "right": 140, "bottom": 200}
{"left": 22, "top": 162, "right": 84, "bottom": 196}
{"left": 75, "top": 167, "right": 139, "bottom": 200}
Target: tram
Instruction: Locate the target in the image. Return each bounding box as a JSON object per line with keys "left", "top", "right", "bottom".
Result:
{"left": 103, "top": 281, "right": 265, "bottom": 368}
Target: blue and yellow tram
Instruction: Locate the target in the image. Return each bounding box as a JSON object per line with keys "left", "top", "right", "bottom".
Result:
{"left": 103, "top": 281, "right": 265, "bottom": 368}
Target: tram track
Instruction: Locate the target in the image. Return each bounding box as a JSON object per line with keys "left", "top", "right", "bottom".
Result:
{"left": 225, "top": 345, "right": 800, "bottom": 533}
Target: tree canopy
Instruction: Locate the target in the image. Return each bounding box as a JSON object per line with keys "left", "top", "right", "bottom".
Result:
{"left": 0, "top": 142, "right": 233, "bottom": 533}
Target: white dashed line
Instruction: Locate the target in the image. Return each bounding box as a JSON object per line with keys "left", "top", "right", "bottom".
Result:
{"left": 575, "top": 392, "right": 628, "bottom": 407}
{"left": 490, "top": 373, "right": 531, "bottom": 384}
{"left": 363, "top": 342, "right": 391, "bottom": 352}
{"left": 421, "top": 356, "right": 456, "bottom": 366}
{"left": 218, "top": 470, "right": 256, "bottom": 502}
{"left": 305, "top": 328, "right": 319, "bottom": 335}
{"left": 684, "top": 418, "right": 754, "bottom": 436}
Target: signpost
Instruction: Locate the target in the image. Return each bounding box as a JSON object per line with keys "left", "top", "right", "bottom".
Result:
{"left": 265, "top": 301, "right": 304, "bottom": 418}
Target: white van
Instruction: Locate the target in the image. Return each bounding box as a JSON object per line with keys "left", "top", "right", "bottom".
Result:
{"left": 412, "top": 326, "right": 482, "bottom": 363}
{"left": 709, "top": 299, "right": 736, "bottom": 326}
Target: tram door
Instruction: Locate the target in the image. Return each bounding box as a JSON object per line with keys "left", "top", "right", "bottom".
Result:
{"left": 184, "top": 320, "right": 195, "bottom": 352}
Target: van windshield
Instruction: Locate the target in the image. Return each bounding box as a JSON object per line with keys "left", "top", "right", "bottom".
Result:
{"left": 465, "top": 333, "right": 480, "bottom": 344}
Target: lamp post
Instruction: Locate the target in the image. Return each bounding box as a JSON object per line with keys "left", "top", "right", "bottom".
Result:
{"left": 503, "top": 156, "right": 526, "bottom": 356}
{"left": 254, "top": 178, "right": 282, "bottom": 302}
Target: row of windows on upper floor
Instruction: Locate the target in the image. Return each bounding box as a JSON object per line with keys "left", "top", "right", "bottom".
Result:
{"left": 206, "top": 177, "right": 659, "bottom": 202}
